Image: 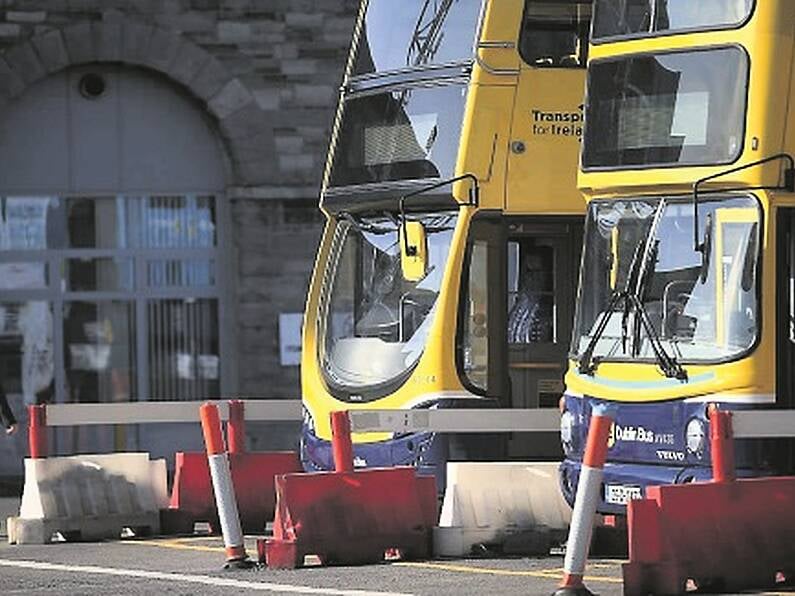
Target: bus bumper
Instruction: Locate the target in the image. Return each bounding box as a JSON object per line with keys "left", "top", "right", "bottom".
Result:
{"left": 559, "top": 459, "right": 714, "bottom": 515}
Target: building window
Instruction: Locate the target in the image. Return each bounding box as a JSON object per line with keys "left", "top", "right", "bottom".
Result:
{"left": 0, "top": 194, "right": 223, "bottom": 405}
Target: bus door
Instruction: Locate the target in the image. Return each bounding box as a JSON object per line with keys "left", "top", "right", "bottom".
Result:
{"left": 505, "top": 218, "right": 581, "bottom": 458}
{"left": 777, "top": 208, "right": 795, "bottom": 472}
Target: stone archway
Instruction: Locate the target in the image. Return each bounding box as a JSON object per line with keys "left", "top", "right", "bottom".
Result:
{"left": 0, "top": 19, "right": 275, "bottom": 186}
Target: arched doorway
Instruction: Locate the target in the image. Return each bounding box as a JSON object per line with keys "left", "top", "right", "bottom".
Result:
{"left": 0, "top": 64, "right": 230, "bottom": 468}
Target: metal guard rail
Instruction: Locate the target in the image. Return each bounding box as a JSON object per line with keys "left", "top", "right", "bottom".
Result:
{"left": 348, "top": 408, "right": 795, "bottom": 439}
{"left": 34, "top": 403, "right": 795, "bottom": 439}
{"left": 42, "top": 400, "right": 302, "bottom": 426}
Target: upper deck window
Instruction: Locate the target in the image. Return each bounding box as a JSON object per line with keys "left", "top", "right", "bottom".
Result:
{"left": 520, "top": 1, "right": 592, "bottom": 68}
{"left": 330, "top": 82, "right": 467, "bottom": 187}
{"left": 582, "top": 47, "right": 747, "bottom": 169}
{"left": 592, "top": 0, "right": 753, "bottom": 41}
{"left": 353, "top": 0, "right": 481, "bottom": 77}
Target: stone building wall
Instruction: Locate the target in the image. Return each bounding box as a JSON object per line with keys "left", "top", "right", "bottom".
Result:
{"left": 0, "top": 0, "right": 359, "bottom": 397}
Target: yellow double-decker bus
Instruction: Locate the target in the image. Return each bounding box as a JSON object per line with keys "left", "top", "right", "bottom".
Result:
{"left": 561, "top": 0, "right": 795, "bottom": 514}
{"left": 300, "top": 0, "right": 592, "bottom": 485}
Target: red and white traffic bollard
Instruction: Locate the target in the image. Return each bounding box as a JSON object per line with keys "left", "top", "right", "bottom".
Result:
{"left": 199, "top": 402, "right": 252, "bottom": 569}
{"left": 28, "top": 404, "right": 47, "bottom": 459}
{"left": 554, "top": 401, "right": 618, "bottom": 596}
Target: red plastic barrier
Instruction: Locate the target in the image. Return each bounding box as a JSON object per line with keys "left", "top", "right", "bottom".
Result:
{"left": 260, "top": 410, "right": 436, "bottom": 569}
{"left": 330, "top": 410, "right": 353, "bottom": 473}
{"left": 227, "top": 400, "right": 246, "bottom": 456}
{"left": 709, "top": 405, "right": 736, "bottom": 483}
{"left": 623, "top": 477, "right": 795, "bottom": 593}
{"left": 165, "top": 451, "right": 300, "bottom": 534}
{"left": 623, "top": 408, "right": 795, "bottom": 594}
{"left": 261, "top": 467, "right": 437, "bottom": 568}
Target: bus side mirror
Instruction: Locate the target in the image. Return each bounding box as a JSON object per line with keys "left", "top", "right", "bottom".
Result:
{"left": 741, "top": 223, "right": 758, "bottom": 292}
{"left": 698, "top": 214, "right": 713, "bottom": 284}
{"left": 400, "top": 221, "right": 427, "bottom": 282}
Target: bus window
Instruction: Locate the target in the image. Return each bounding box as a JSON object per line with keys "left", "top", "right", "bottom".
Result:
{"left": 507, "top": 238, "right": 555, "bottom": 343}
{"left": 715, "top": 210, "right": 759, "bottom": 350}
{"left": 592, "top": 0, "right": 753, "bottom": 41}
{"left": 330, "top": 83, "right": 468, "bottom": 188}
{"left": 461, "top": 240, "right": 489, "bottom": 391}
{"left": 790, "top": 216, "right": 795, "bottom": 344}
{"left": 520, "top": 0, "right": 592, "bottom": 68}
{"left": 583, "top": 47, "right": 748, "bottom": 169}
{"left": 353, "top": 0, "right": 481, "bottom": 76}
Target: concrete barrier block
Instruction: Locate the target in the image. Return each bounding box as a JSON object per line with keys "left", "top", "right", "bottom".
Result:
{"left": 433, "top": 462, "right": 572, "bottom": 557}
{"left": 10, "top": 452, "right": 167, "bottom": 545}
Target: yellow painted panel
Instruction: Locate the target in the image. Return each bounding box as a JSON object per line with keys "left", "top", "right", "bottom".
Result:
{"left": 506, "top": 67, "right": 586, "bottom": 214}
{"left": 470, "top": 0, "right": 523, "bottom": 87}
{"left": 455, "top": 85, "right": 514, "bottom": 209}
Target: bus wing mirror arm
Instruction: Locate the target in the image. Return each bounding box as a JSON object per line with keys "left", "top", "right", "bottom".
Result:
{"left": 692, "top": 152, "right": 795, "bottom": 253}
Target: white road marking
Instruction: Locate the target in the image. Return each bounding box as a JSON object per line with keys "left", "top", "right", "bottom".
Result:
{"left": 0, "top": 558, "right": 413, "bottom": 596}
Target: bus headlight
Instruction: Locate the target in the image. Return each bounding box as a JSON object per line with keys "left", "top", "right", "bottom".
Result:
{"left": 560, "top": 410, "right": 575, "bottom": 454}
{"left": 686, "top": 418, "right": 706, "bottom": 454}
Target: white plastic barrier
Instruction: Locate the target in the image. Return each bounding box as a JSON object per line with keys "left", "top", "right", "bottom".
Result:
{"left": 434, "top": 462, "right": 571, "bottom": 557}
{"left": 8, "top": 452, "right": 168, "bottom": 544}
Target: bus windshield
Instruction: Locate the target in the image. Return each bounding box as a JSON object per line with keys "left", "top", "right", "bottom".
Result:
{"left": 319, "top": 210, "right": 457, "bottom": 396}
{"left": 582, "top": 47, "right": 747, "bottom": 169}
{"left": 592, "top": 0, "right": 753, "bottom": 40}
{"left": 354, "top": 0, "right": 482, "bottom": 76}
{"left": 572, "top": 195, "right": 760, "bottom": 366}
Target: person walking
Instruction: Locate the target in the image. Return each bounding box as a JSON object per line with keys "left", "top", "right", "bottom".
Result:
{"left": 0, "top": 380, "right": 17, "bottom": 435}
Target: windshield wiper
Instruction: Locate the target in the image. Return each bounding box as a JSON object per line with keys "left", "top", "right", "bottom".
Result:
{"left": 579, "top": 201, "right": 688, "bottom": 381}
{"left": 577, "top": 288, "right": 625, "bottom": 376}
{"left": 628, "top": 238, "right": 688, "bottom": 381}
{"left": 578, "top": 209, "right": 650, "bottom": 377}
{"left": 626, "top": 291, "right": 688, "bottom": 381}
{"left": 578, "top": 236, "right": 645, "bottom": 376}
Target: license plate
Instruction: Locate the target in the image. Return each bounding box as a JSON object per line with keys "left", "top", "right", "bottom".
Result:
{"left": 604, "top": 483, "right": 643, "bottom": 505}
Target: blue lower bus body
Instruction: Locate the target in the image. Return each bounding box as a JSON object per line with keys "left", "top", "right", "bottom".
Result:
{"left": 300, "top": 398, "right": 502, "bottom": 494}
{"left": 301, "top": 425, "right": 449, "bottom": 486}
{"left": 559, "top": 394, "right": 778, "bottom": 515}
